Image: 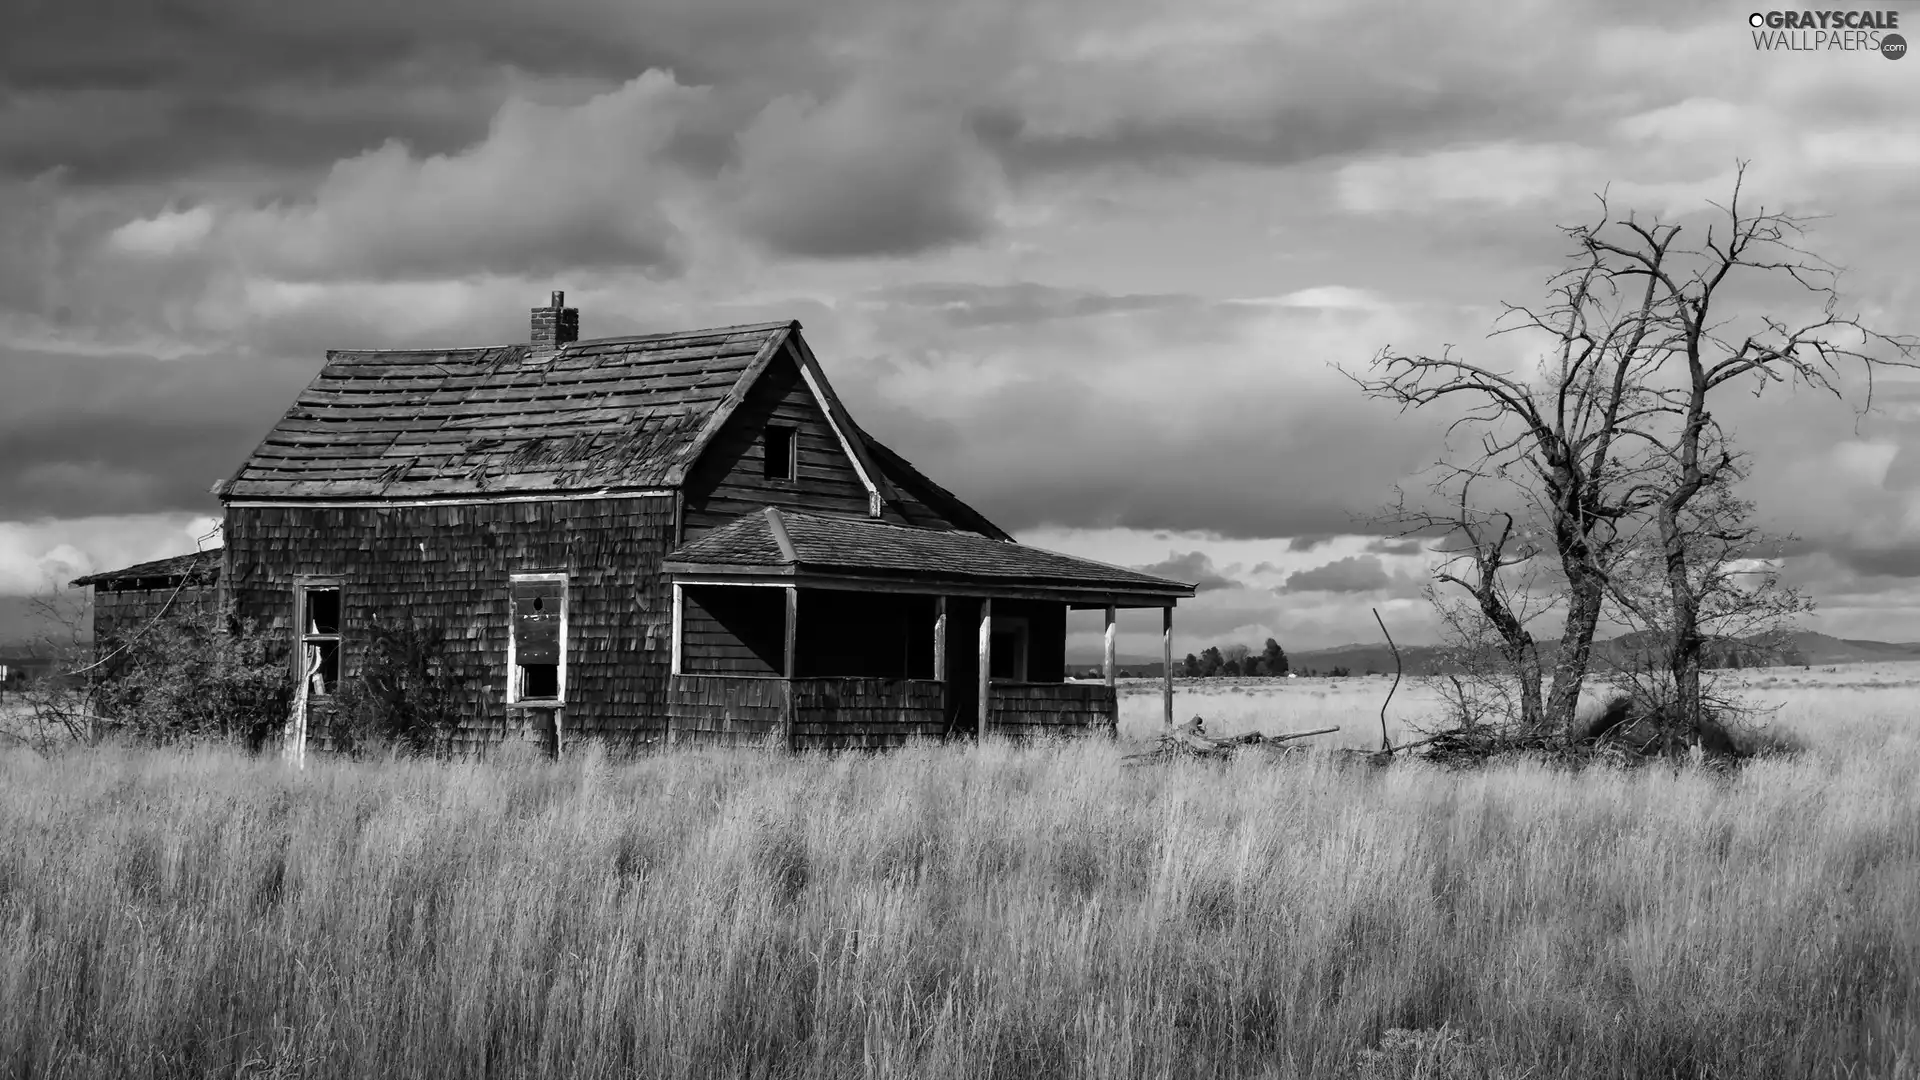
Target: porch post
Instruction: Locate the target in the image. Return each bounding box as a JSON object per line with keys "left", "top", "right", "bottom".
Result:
{"left": 670, "top": 583, "right": 684, "bottom": 676}
{"left": 1162, "top": 605, "right": 1174, "bottom": 728}
{"left": 783, "top": 587, "right": 798, "bottom": 678}
{"left": 1104, "top": 605, "right": 1118, "bottom": 736}
{"left": 933, "top": 596, "right": 947, "bottom": 682}
{"left": 978, "top": 598, "right": 992, "bottom": 738}
{"left": 781, "top": 586, "right": 798, "bottom": 751}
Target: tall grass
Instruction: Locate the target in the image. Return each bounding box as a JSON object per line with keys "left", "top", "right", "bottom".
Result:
{"left": 2, "top": 701, "right": 1917, "bottom": 1078}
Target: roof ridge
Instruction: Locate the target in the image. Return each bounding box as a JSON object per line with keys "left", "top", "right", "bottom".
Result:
{"left": 775, "top": 507, "right": 1002, "bottom": 538}
{"left": 321, "top": 321, "right": 798, "bottom": 359}
{"left": 763, "top": 506, "right": 798, "bottom": 563}
{"left": 327, "top": 344, "right": 529, "bottom": 357}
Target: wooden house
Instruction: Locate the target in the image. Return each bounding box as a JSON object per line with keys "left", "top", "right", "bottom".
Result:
{"left": 75, "top": 294, "right": 1194, "bottom": 754}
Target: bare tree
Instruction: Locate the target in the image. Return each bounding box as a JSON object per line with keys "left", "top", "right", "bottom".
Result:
{"left": 1354, "top": 166, "right": 1915, "bottom": 737}
{"left": 1600, "top": 441, "right": 1813, "bottom": 739}
{"left": 1568, "top": 167, "right": 1915, "bottom": 729}
{"left": 1351, "top": 198, "right": 1670, "bottom": 733}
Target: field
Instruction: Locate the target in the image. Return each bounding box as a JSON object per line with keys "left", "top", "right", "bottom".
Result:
{"left": 2, "top": 667, "right": 1918, "bottom": 1079}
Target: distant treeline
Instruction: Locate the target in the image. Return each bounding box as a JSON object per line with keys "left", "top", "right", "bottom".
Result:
{"left": 1180, "top": 640, "right": 1292, "bottom": 678}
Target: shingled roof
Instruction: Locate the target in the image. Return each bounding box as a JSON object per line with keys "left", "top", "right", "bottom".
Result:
{"left": 72, "top": 548, "right": 223, "bottom": 588}
{"left": 664, "top": 508, "right": 1194, "bottom": 599}
{"left": 220, "top": 322, "right": 798, "bottom": 501}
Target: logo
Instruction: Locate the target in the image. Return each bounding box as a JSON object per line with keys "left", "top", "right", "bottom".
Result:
{"left": 1748, "top": 10, "right": 1905, "bottom": 55}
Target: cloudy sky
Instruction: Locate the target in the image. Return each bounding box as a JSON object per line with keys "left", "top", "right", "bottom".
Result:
{"left": 2, "top": 0, "right": 1918, "bottom": 655}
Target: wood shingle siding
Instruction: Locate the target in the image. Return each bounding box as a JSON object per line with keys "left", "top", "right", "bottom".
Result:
{"left": 790, "top": 678, "right": 946, "bottom": 747}
{"left": 990, "top": 683, "right": 1116, "bottom": 737}
{"left": 224, "top": 495, "right": 674, "bottom": 756}
{"left": 666, "top": 675, "right": 786, "bottom": 746}
{"left": 90, "top": 585, "right": 220, "bottom": 643}
{"left": 665, "top": 675, "right": 949, "bottom": 749}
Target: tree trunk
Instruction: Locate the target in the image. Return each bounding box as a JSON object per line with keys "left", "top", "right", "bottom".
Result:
{"left": 1507, "top": 640, "right": 1545, "bottom": 731}
{"left": 1544, "top": 549, "right": 1605, "bottom": 734}
{"left": 1475, "top": 586, "right": 1544, "bottom": 731}
{"left": 1660, "top": 504, "right": 1705, "bottom": 735}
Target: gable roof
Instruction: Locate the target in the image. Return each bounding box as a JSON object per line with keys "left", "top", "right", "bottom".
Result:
{"left": 664, "top": 508, "right": 1193, "bottom": 600}
{"left": 855, "top": 428, "right": 1013, "bottom": 541}
{"left": 72, "top": 548, "right": 223, "bottom": 588}
{"left": 221, "top": 322, "right": 806, "bottom": 502}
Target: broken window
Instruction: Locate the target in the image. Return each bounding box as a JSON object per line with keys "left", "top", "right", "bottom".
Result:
{"left": 296, "top": 584, "right": 342, "bottom": 696}
{"left": 510, "top": 574, "right": 567, "bottom": 704}
{"left": 763, "top": 425, "right": 796, "bottom": 481}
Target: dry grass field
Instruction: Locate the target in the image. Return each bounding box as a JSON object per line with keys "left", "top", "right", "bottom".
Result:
{"left": 2, "top": 666, "right": 1917, "bottom": 1079}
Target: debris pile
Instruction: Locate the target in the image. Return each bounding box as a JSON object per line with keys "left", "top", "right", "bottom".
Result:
{"left": 1123, "top": 716, "right": 1338, "bottom": 765}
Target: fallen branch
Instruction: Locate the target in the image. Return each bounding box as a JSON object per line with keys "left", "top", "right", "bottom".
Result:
{"left": 1373, "top": 608, "right": 1401, "bottom": 754}
{"left": 1124, "top": 717, "right": 1340, "bottom": 764}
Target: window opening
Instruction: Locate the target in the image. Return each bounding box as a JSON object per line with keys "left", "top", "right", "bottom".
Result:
{"left": 510, "top": 574, "right": 567, "bottom": 704}
{"left": 764, "top": 426, "right": 796, "bottom": 481}
{"left": 297, "top": 585, "right": 342, "bottom": 696}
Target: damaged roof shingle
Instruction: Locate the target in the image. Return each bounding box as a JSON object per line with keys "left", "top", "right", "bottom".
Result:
{"left": 223, "top": 322, "right": 795, "bottom": 501}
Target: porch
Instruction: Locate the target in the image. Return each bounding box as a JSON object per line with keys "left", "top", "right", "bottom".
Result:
{"left": 661, "top": 508, "right": 1196, "bottom": 749}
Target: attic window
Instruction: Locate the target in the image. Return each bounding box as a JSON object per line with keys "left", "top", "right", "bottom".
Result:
{"left": 509, "top": 573, "right": 567, "bottom": 705}
{"left": 763, "top": 426, "right": 796, "bottom": 482}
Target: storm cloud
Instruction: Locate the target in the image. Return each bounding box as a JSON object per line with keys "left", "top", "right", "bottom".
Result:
{"left": 4, "top": 0, "right": 1919, "bottom": 650}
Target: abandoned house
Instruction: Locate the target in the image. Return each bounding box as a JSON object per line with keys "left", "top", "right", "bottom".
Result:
{"left": 73, "top": 293, "right": 1194, "bottom": 754}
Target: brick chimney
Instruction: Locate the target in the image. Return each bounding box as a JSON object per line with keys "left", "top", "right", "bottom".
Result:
{"left": 530, "top": 290, "right": 579, "bottom": 352}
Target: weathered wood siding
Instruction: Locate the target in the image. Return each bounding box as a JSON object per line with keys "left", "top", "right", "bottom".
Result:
{"left": 792, "top": 677, "right": 946, "bottom": 748}
{"left": 990, "top": 682, "right": 1115, "bottom": 737}
{"left": 680, "top": 585, "right": 785, "bottom": 675}
{"left": 224, "top": 495, "right": 675, "bottom": 755}
{"left": 665, "top": 675, "right": 948, "bottom": 749}
{"left": 681, "top": 347, "right": 876, "bottom": 537}
{"left": 91, "top": 584, "right": 221, "bottom": 645}
{"left": 679, "top": 345, "right": 966, "bottom": 538}
{"left": 666, "top": 674, "right": 786, "bottom": 747}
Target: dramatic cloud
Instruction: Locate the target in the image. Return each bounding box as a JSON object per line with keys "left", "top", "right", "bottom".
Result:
{"left": 5, "top": 0, "right": 1920, "bottom": 651}
{"left": 1132, "top": 550, "right": 1236, "bottom": 593}
{"left": 831, "top": 283, "right": 1460, "bottom": 540}
{"left": 0, "top": 346, "right": 316, "bottom": 519}
{"left": 169, "top": 72, "right": 704, "bottom": 281}
{"left": 729, "top": 87, "right": 1002, "bottom": 257}
{"left": 1283, "top": 555, "right": 1393, "bottom": 594}
{"left": 0, "top": 514, "right": 218, "bottom": 595}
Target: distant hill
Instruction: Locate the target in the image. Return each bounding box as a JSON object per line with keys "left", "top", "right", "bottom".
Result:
{"left": 1072, "top": 631, "right": 1920, "bottom": 677}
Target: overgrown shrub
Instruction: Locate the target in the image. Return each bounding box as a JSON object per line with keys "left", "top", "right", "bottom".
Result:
{"left": 46, "top": 610, "right": 293, "bottom": 748}
{"left": 328, "top": 618, "right": 459, "bottom": 757}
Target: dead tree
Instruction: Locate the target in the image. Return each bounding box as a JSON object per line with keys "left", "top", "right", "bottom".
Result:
{"left": 1599, "top": 449, "right": 1808, "bottom": 739}
{"left": 1570, "top": 165, "right": 1914, "bottom": 730}
{"left": 1351, "top": 201, "right": 1668, "bottom": 734}
{"left": 1354, "top": 166, "right": 1914, "bottom": 736}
